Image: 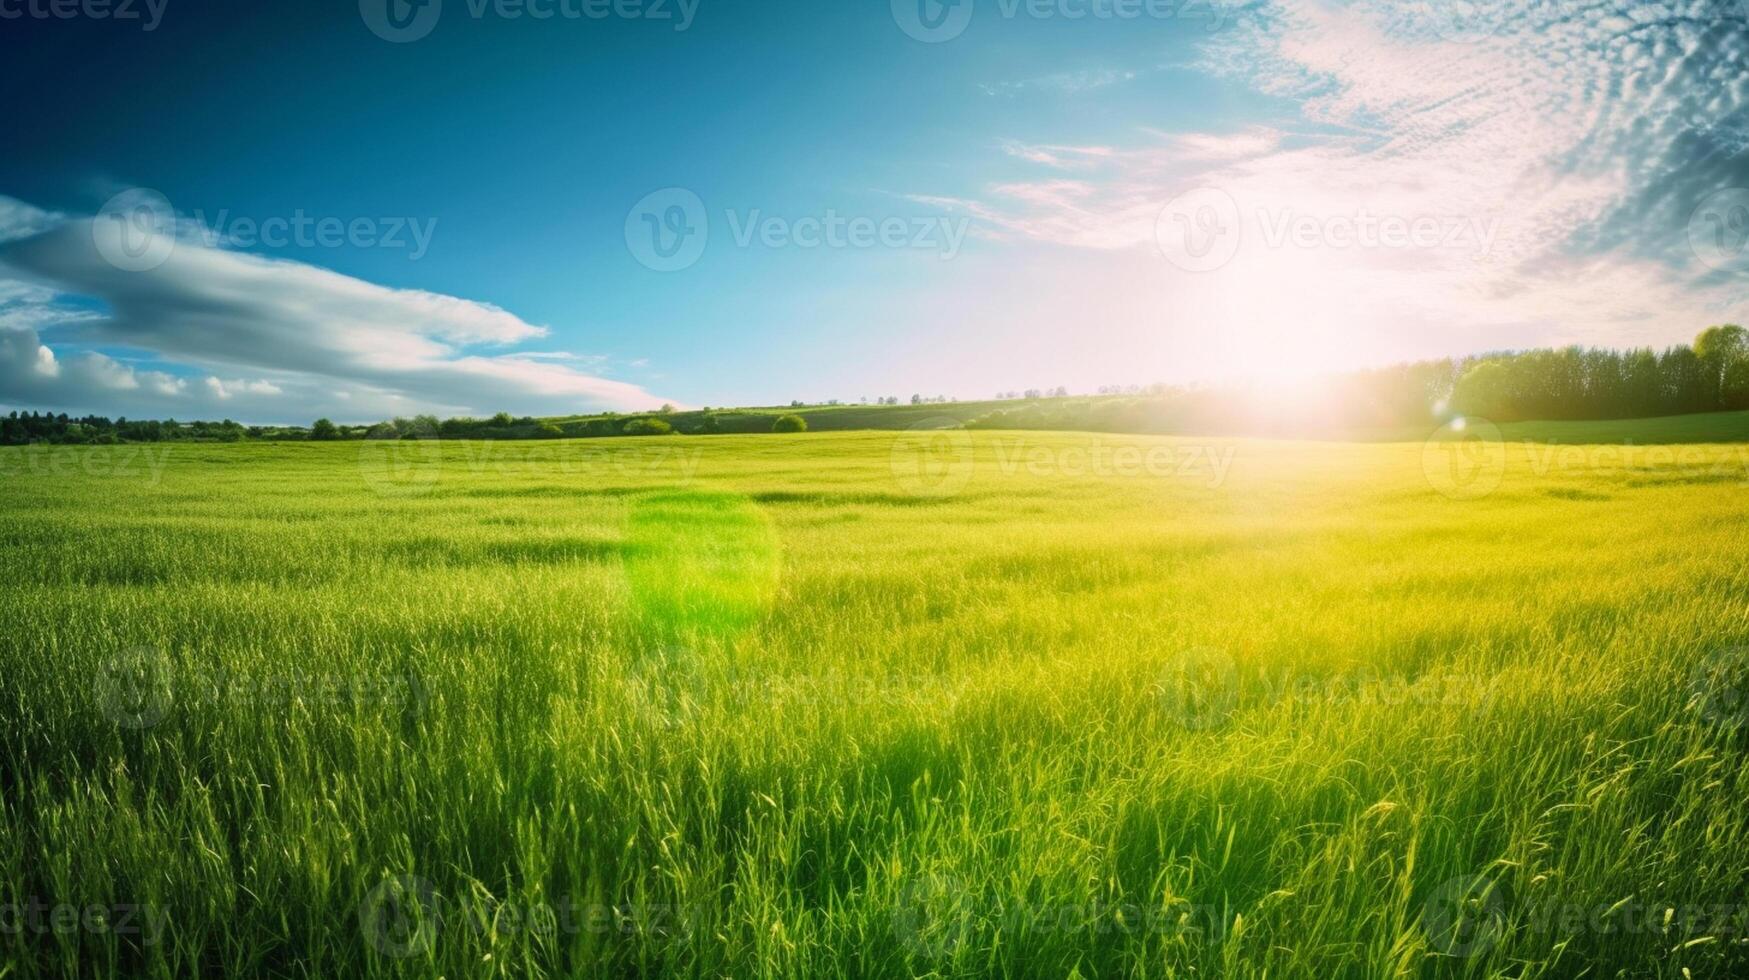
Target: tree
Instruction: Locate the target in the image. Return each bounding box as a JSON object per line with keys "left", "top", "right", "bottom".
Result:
{"left": 1658, "top": 346, "right": 1706, "bottom": 414}
{"left": 310, "top": 418, "right": 340, "bottom": 441}
{"left": 772, "top": 414, "right": 807, "bottom": 433}
{"left": 1623, "top": 348, "right": 1661, "bottom": 417}
{"left": 1725, "top": 360, "right": 1749, "bottom": 410}
{"left": 622, "top": 418, "right": 673, "bottom": 436}
{"left": 1695, "top": 325, "right": 1747, "bottom": 409}
{"left": 1451, "top": 361, "right": 1515, "bottom": 421}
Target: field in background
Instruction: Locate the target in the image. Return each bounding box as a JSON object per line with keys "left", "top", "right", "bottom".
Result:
{"left": 545, "top": 398, "right": 1022, "bottom": 433}
{"left": 2, "top": 426, "right": 1748, "bottom": 977}
{"left": 554, "top": 402, "right": 1749, "bottom": 444}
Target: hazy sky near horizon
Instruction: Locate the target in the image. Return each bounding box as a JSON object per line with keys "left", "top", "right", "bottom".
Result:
{"left": 1, "top": 0, "right": 1747, "bottom": 422}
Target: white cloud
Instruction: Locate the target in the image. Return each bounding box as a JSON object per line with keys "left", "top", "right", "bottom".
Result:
{"left": 204, "top": 376, "right": 283, "bottom": 400}
{"left": 0, "top": 201, "right": 673, "bottom": 422}
{"left": 0, "top": 197, "right": 58, "bottom": 244}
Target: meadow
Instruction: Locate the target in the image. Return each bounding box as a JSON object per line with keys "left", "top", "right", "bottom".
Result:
{"left": 1, "top": 417, "right": 1747, "bottom": 978}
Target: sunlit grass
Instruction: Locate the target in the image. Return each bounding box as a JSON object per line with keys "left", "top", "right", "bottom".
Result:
{"left": 1, "top": 425, "right": 1746, "bottom": 977}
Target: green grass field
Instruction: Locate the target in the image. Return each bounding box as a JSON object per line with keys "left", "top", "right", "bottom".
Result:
{"left": 3, "top": 419, "right": 1748, "bottom": 977}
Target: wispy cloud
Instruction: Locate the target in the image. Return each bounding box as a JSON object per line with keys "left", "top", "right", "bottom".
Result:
{"left": 923, "top": 0, "right": 1749, "bottom": 370}
{"left": 981, "top": 68, "right": 1142, "bottom": 97}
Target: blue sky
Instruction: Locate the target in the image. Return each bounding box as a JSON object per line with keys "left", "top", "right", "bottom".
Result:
{"left": 1, "top": 0, "right": 1746, "bottom": 422}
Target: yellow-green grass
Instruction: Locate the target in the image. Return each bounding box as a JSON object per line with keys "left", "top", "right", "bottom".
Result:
{"left": 1, "top": 425, "right": 1746, "bottom": 978}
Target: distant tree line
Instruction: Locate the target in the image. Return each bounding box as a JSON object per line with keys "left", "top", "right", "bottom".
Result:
{"left": 1448, "top": 325, "right": 1749, "bottom": 422}
{"left": 972, "top": 325, "right": 1749, "bottom": 434}
{"left": 849, "top": 395, "right": 956, "bottom": 406}
{"left": 0, "top": 412, "right": 290, "bottom": 446}
{"left": 1, "top": 406, "right": 713, "bottom": 446}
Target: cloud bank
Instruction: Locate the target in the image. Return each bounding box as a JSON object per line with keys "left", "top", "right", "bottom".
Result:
{"left": 0, "top": 197, "right": 670, "bottom": 423}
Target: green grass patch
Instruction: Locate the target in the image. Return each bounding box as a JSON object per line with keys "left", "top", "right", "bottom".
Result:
{"left": 1, "top": 429, "right": 1746, "bottom": 977}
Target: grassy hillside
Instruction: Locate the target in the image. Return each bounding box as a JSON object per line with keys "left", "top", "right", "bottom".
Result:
{"left": 1, "top": 426, "right": 1746, "bottom": 977}
{"left": 1494, "top": 410, "right": 1749, "bottom": 444}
